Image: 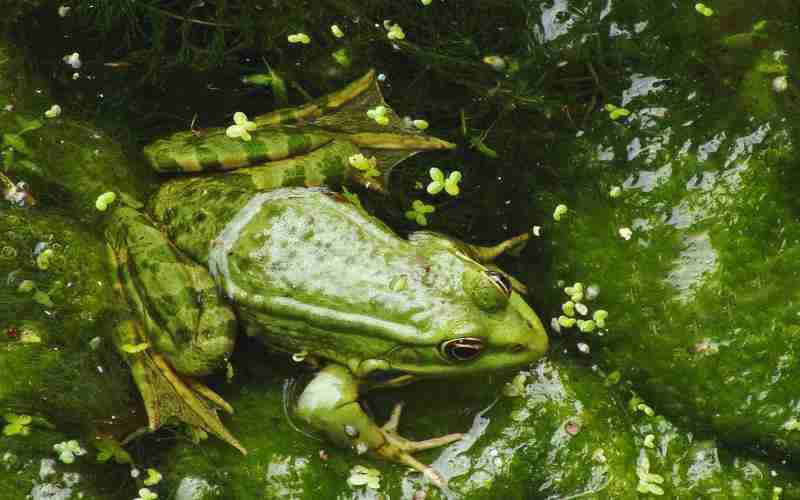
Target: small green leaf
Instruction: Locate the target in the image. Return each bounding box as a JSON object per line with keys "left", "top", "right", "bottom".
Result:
{"left": 121, "top": 342, "right": 150, "bottom": 354}
{"left": 3, "top": 133, "right": 32, "bottom": 156}
{"left": 16, "top": 115, "right": 43, "bottom": 134}
{"left": 95, "top": 438, "right": 132, "bottom": 464}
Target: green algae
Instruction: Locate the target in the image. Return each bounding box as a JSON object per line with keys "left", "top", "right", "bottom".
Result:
{"left": 527, "top": 0, "right": 800, "bottom": 468}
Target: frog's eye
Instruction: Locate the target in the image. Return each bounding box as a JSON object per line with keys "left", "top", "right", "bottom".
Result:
{"left": 486, "top": 271, "right": 512, "bottom": 297}
{"left": 440, "top": 337, "right": 485, "bottom": 362}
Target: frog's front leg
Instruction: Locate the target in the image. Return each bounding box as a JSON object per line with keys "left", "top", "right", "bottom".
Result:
{"left": 106, "top": 207, "right": 244, "bottom": 453}
{"left": 296, "top": 364, "right": 462, "bottom": 487}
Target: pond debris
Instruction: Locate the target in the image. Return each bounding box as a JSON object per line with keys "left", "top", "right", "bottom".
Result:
{"left": 143, "top": 468, "right": 163, "bottom": 486}
{"left": 773, "top": 76, "right": 789, "bottom": 93}
{"left": 53, "top": 440, "right": 86, "bottom": 464}
{"left": 636, "top": 455, "right": 665, "bottom": 495}
{"left": 330, "top": 25, "right": 344, "bottom": 38}
{"left": 95, "top": 191, "right": 117, "bottom": 211}
{"left": 134, "top": 487, "right": 158, "bottom": 500}
{"left": 226, "top": 112, "right": 257, "bottom": 141}
{"left": 287, "top": 33, "right": 311, "bottom": 44}
{"left": 503, "top": 372, "right": 528, "bottom": 397}
{"left": 592, "top": 448, "right": 607, "bottom": 463}
{"left": 483, "top": 55, "right": 506, "bottom": 72}
{"left": 605, "top": 104, "right": 631, "bottom": 120}
{"left": 553, "top": 204, "right": 568, "bottom": 221}
{"left": 427, "top": 168, "right": 461, "bottom": 196}
{"left": 593, "top": 310, "right": 608, "bottom": 328}
{"left": 1, "top": 172, "right": 36, "bottom": 207}
{"left": 564, "top": 282, "right": 584, "bottom": 302}
{"left": 366, "top": 105, "right": 390, "bottom": 125}
{"left": 348, "top": 154, "right": 379, "bottom": 178}
{"left": 384, "top": 21, "right": 406, "bottom": 41}
{"left": 62, "top": 52, "right": 81, "bottom": 69}
{"left": 3, "top": 413, "right": 32, "bottom": 436}
{"left": 694, "top": 3, "right": 714, "bottom": 17}
{"left": 44, "top": 104, "right": 62, "bottom": 118}
{"left": 405, "top": 200, "right": 435, "bottom": 226}
{"left": 36, "top": 248, "right": 55, "bottom": 270}
{"left": 347, "top": 465, "right": 381, "bottom": 490}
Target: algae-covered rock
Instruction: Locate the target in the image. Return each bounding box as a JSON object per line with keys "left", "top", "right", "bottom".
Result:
{"left": 0, "top": 35, "right": 154, "bottom": 221}
{"left": 1, "top": 427, "right": 133, "bottom": 500}
{"left": 531, "top": 30, "right": 800, "bottom": 466}
{"left": 0, "top": 207, "right": 140, "bottom": 435}
{"left": 157, "top": 348, "right": 799, "bottom": 499}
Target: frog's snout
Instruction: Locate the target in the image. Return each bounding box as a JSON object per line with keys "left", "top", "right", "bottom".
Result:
{"left": 522, "top": 319, "right": 549, "bottom": 360}
{"left": 508, "top": 292, "right": 549, "bottom": 361}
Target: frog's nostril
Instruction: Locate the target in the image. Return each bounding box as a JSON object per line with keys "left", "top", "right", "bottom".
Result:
{"left": 510, "top": 343, "right": 525, "bottom": 353}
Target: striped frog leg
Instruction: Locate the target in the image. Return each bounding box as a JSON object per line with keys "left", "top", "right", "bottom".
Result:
{"left": 143, "top": 126, "right": 334, "bottom": 173}
{"left": 143, "top": 69, "right": 456, "bottom": 192}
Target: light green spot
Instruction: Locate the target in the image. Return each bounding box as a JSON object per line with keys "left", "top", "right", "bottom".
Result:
{"left": 17, "top": 279, "right": 35, "bottom": 293}
{"left": 553, "top": 204, "right": 568, "bottom": 221}
{"left": 593, "top": 309, "right": 608, "bottom": 328}
{"left": 694, "top": 3, "right": 714, "bottom": 16}
{"left": 427, "top": 168, "right": 462, "bottom": 196}
{"left": 348, "top": 465, "right": 381, "bottom": 489}
{"left": 144, "top": 468, "right": 163, "bottom": 486}
{"left": 605, "top": 104, "right": 631, "bottom": 120}
{"left": 33, "top": 290, "right": 54, "bottom": 307}
{"left": 3, "top": 413, "right": 32, "bottom": 436}
{"left": 36, "top": 248, "right": 54, "bottom": 270}
{"left": 558, "top": 315, "right": 576, "bottom": 328}
{"left": 95, "top": 438, "right": 132, "bottom": 464}
{"left": 54, "top": 440, "right": 86, "bottom": 464}
{"left": 121, "top": 342, "right": 150, "bottom": 354}
{"left": 405, "top": 200, "right": 435, "bottom": 226}
{"left": 95, "top": 191, "right": 117, "bottom": 211}
{"left": 503, "top": 372, "right": 528, "bottom": 397}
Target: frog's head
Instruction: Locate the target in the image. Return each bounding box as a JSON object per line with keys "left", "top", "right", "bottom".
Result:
{"left": 344, "top": 231, "right": 549, "bottom": 385}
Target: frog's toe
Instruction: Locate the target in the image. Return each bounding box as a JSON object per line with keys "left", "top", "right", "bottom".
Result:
{"left": 376, "top": 401, "right": 463, "bottom": 487}
{"left": 380, "top": 402, "right": 464, "bottom": 450}
{"left": 122, "top": 336, "right": 245, "bottom": 454}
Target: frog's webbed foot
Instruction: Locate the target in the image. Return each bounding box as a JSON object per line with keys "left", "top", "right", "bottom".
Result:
{"left": 376, "top": 402, "right": 463, "bottom": 488}
{"left": 116, "top": 320, "right": 245, "bottom": 454}
{"left": 295, "top": 365, "right": 461, "bottom": 488}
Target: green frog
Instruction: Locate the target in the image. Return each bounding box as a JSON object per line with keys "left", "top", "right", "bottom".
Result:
{"left": 105, "top": 70, "right": 548, "bottom": 486}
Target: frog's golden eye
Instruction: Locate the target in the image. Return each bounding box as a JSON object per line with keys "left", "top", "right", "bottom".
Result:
{"left": 440, "top": 337, "right": 485, "bottom": 362}
{"left": 486, "top": 271, "right": 512, "bottom": 297}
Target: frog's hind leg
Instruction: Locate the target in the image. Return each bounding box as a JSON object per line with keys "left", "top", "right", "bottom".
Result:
{"left": 257, "top": 69, "right": 456, "bottom": 193}
{"left": 107, "top": 207, "right": 244, "bottom": 454}
{"left": 296, "top": 365, "right": 462, "bottom": 488}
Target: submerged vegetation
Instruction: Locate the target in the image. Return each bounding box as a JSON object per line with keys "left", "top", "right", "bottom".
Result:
{"left": 3, "top": 0, "right": 800, "bottom": 498}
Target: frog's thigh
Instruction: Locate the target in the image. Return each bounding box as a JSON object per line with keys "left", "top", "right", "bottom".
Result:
{"left": 295, "top": 364, "right": 385, "bottom": 451}
{"left": 107, "top": 207, "right": 236, "bottom": 376}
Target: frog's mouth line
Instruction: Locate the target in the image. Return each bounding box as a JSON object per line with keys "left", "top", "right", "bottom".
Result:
{"left": 366, "top": 369, "right": 416, "bottom": 387}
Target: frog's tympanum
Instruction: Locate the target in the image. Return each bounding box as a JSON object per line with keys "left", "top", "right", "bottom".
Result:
{"left": 105, "top": 70, "right": 548, "bottom": 486}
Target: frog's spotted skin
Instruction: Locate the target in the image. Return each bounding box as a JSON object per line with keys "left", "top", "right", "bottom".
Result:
{"left": 108, "top": 70, "right": 548, "bottom": 487}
